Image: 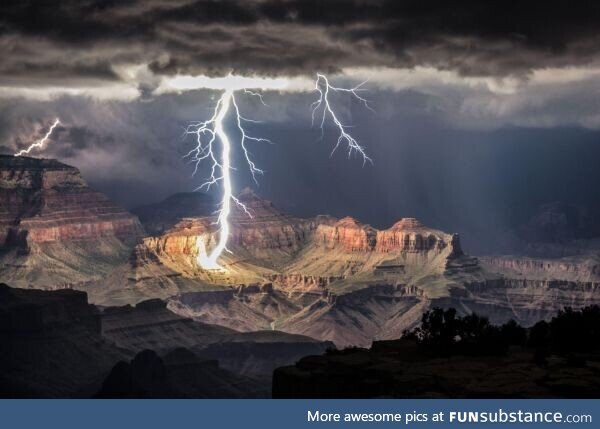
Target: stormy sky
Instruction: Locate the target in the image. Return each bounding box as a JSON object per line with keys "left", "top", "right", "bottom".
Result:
{"left": 1, "top": 0, "right": 600, "bottom": 254}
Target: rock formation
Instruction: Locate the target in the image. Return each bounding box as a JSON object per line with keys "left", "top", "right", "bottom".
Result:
{"left": 0, "top": 155, "right": 143, "bottom": 250}
{"left": 0, "top": 155, "right": 144, "bottom": 288}
{"left": 95, "top": 349, "right": 268, "bottom": 398}
{"left": 273, "top": 338, "right": 600, "bottom": 398}
{"left": 316, "top": 217, "right": 377, "bottom": 251}
{"left": 0, "top": 283, "right": 124, "bottom": 397}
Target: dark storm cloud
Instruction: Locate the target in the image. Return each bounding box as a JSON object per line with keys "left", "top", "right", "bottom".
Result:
{"left": 1, "top": 0, "right": 600, "bottom": 88}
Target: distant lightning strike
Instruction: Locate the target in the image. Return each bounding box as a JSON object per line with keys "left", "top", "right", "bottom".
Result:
{"left": 186, "top": 74, "right": 371, "bottom": 270}
{"left": 14, "top": 118, "right": 61, "bottom": 157}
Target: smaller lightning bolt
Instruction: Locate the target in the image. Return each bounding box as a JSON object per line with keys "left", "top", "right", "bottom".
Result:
{"left": 14, "top": 118, "right": 61, "bottom": 157}
{"left": 311, "top": 73, "right": 373, "bottom": 165}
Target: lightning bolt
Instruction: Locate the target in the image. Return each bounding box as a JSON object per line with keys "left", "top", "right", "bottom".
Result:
{"left": 14, "top": 118, "right": 61, "bottom": 157}
{"left": 184, "top": 89, "right": 268, "bottom": 270}
{"left": 311, "top": 73, "right": 373, "bottom": 165}
{"left": 186, "top": 74, "right": 371, "bottom": 270}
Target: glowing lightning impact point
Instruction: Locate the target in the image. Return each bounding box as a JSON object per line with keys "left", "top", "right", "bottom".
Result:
{"left": 186, "top": 74, "right": 372, "bottom": 270}
{"left": 14, "top": 118, "right": 61, "bottom": 157}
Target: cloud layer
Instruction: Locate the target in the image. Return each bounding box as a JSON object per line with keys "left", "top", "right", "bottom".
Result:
{"left": 2, "top": 0, "right": 600, "bottom": 96}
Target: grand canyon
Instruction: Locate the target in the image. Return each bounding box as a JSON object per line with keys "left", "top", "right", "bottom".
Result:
{"left": 2, "top": 154, "right": 600, "bottom": 397}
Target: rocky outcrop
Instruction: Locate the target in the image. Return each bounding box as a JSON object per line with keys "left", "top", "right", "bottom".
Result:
{"left": 168, "top": 287, "right": 302, "bottom": 332}
{"left": 95, "top": 348, "right": 269, "bottom": 398}
{"left": 165, "top": 281, "right": 429, "bottom": 348}
{"left": 141, "top": 218, "right": 210, "bottom": 257}
{"left": 284, "top": 217, "right": 465, "bottom": 280}
{"left": 273, "top": 339, "right": 600, "bottom": 398}
{"left": 135, "top": 189, "right": 316, "bottom": 269}
{"left": 0, "top": 155, "right": 143, "bottom": 251}
{"left": 130, "top": 189, "right": 464, "bottom": 285}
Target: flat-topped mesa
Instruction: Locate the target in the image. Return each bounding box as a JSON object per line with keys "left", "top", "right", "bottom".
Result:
{"left": 0, "top": 155, "right": 144, "bottom": 251}
{"left": 316, "top": 216, "right": 377, "bottom": 251}
{"left": 376, "top": 217, "right": 459, "bottom": 254}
